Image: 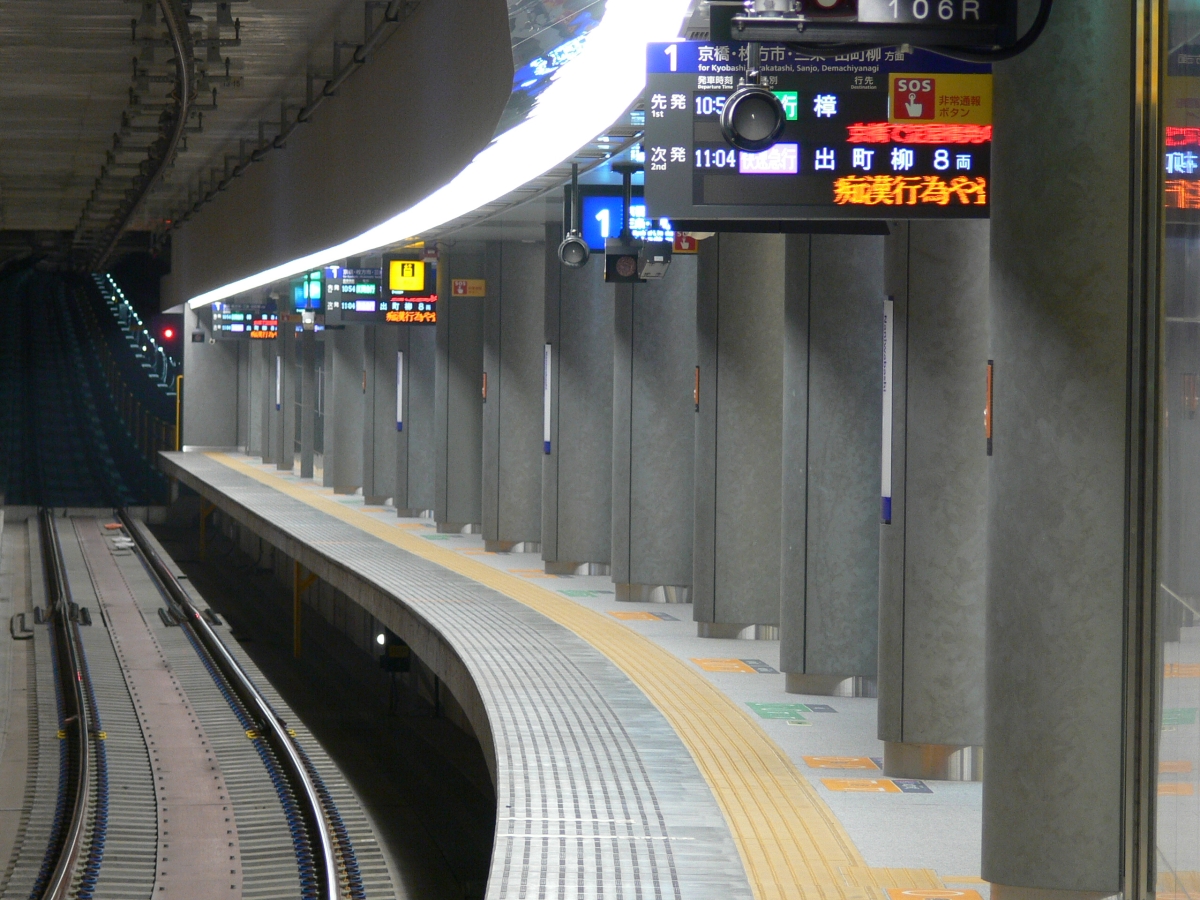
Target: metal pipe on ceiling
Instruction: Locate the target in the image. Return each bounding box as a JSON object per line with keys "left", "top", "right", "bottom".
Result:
{"left": 89, "top": 0, "right": 195, "bottom": 271}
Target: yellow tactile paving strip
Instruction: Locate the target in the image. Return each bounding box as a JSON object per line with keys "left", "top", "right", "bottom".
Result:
{"left": 207, "top": 452, "right": 947, "bottom": 900}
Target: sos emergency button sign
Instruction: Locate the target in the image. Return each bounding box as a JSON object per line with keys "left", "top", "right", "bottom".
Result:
{"left": 890, "top": 73, "right": 992, "bottom": 123}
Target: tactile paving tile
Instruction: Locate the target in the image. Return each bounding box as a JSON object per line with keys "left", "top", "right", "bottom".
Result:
{"left": 166, "top": 453, "right": 752, "bottom": 900}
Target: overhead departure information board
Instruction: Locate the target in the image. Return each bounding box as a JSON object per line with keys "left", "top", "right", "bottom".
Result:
{"left": 381, "top": 257, "right": 438, "bottom": 325}
{"left": 644, "top": 42, "right": 991, "bottom": 222}
{"left": 323, "top": 267, "right": 384, "bottom": 323}
{"left": 578, "top": 188, "right": 675, "bottom": 251}
{"left": 1165, "top": 44, "right": 1200, "bottom": 222}
{"left": 213, "top": 303, "right": 278, "bottom": 340}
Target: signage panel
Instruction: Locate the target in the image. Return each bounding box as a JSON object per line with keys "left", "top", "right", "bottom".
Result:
{"left": 213, "top": 302, "right": 278, "bottom": 340}
{"left": 381, "top": 257, "right": 438, "bottom": 325}
{"left": 645, "top": 43, "right": 991, "bottom": 222}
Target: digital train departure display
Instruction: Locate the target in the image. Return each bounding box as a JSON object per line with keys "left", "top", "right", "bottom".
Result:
{"left": 380, "top": 257, "right": 437, "bottom": 325}
{"left": 212, "top": 303, "right": 278, "bottom": 340}
{"left": 323, "top": 267, "right": 384, "bottom": 323}
{"left": 1166, "top": 44, "right": 1200, "bottom": 222}
{"left": 644, "top": 43, "right": 991, "bottom": 221}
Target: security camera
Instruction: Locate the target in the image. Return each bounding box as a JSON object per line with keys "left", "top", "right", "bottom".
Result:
{"left": 558, "top": 232, "right": 590, "bottom": 268}
{"left": 720, "top": 84, "right": 786, "bottom": 152}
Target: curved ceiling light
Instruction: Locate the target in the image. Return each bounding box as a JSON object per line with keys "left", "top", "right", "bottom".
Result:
{"left": 188, "top": 0, "right": 691, "bottom": 309}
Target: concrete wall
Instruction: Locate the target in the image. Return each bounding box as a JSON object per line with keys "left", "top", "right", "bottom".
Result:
{"left": 325, "top": 325, "right": 364, "bottom": 493}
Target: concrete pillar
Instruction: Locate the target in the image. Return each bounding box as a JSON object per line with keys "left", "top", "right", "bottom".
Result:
{"left": 482, "top": 241, "right": 544, "bottom": 551}
{"left": 299, "top": 330, "right": 317, "bottom": 478}
{"left": 274, "top": 320, "right": 296, "bottom": 471}
{"left": 362, "top": 326, "right": 399, "bottom": 505}
{"left": 248, "top": 337, "right": 268, "bottom": 458}
{"left": 612, "top": 255, "right": 697, "bottom": 602}
{"left": 876, "top": 220, "right": 988, "bottom": 775}
{"left": 324, "top": 325, "right": 364, "bottom": 493}
{"left": 434, "top": 246, "right": 484, "bottom": 531}
{"left": 982, "top": 1, "right": 1157, "bottom": 895}
{"left": 395, "top": 325, "right": 437, "bottom": 516}
{"left": 181, "top": 304, "right": 239, "bottom": 449}
{"left": 260, "top": 339, "right": 274, "bottom": 463}
{"left": 542, "top": 227, "right": 613, "bottom": 573}
{"left": 779, "top": 234, "right": 883, "bottom": 696}
{"left": 693, "top": 233, "right": 784, "bottom": 636}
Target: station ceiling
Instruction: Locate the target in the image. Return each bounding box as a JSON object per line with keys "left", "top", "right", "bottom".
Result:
{"left": 0, "top": 0, "right": 411, "bottom": 263}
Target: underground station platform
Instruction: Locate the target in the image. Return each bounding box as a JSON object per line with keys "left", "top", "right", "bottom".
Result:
{"left": 162, "top": 450, "right": 989, "bottom": 899}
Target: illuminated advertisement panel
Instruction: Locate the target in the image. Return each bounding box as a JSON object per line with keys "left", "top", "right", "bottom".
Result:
{"left": 644, "top": 43, "right": 991, "bottom": 221}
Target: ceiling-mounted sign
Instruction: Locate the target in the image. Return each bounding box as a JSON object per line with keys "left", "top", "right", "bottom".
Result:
{"left": 323, "top": 266, "right": 383, "bottom": 323}
{"left": 213, "top": 302, "right": 278, "bottom": 340}
{"left": 644, "top": 42, "right": 991, "bottom": 223}
{"left": 381, "top": 256, "right": 438, "bottom": 325}
{"left": 451, "top": 279, "right": 487, "bottom": 297}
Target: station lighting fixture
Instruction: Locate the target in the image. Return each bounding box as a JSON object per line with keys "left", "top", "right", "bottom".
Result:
{"left": 187, "top": 0, "right": 692, "bottom": 310}
{"left": 558, "top": 163, "right": 590, "bottom": 269}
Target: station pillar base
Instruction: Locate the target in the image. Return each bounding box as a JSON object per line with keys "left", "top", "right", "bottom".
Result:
{"left": 615, "top": 584, "right": 690, "bottom": 604}
{"left": 785, "top": 673, "right": 876, "bottom": 698}
{"left": 883, "top": 741, "right": 982, "bottom": 782}
{"left": 484, "top": 540, "right": 539, "bottom": 553}
{"left": 544, "top": 561, "right": 610, "bottom": 576}
{"left": 697, "top": 623, "right": 778, "bottom": 640}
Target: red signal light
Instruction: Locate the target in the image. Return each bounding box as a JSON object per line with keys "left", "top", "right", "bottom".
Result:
{"left": 163, "top": 328, "right": 175, "bottom": 340}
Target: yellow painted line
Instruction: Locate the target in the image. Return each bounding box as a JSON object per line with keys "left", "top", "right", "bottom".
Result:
{"left": 206, "top": 452, "right": 942, "bottom": 899}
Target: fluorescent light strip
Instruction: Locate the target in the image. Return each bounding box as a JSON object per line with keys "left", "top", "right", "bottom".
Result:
{"left": 188, "top": 0, "right": 690, "bottom": 309}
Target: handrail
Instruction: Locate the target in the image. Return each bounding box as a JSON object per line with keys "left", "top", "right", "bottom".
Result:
{"left": 119, "top": 511, "right": 339, "bottom": 900}
{"left": 37, "top": 510, "right": 92, "bottom": 900}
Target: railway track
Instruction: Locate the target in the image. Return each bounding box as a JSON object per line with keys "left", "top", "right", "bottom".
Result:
{"left": 10, "top": 510, "right": 375, "bottom": 900}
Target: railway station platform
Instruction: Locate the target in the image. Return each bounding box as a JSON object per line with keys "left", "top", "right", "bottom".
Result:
{"left": 162, "top": 450, "right": 989, "bottom": 899}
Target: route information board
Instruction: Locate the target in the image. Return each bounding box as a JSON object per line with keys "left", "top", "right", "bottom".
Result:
{"left": 644, "top": 42, "right": 991, "bottom": 222}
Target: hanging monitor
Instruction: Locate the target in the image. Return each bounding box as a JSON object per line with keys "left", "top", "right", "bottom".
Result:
{"left": 644, "top": 42, "right": 992, "bottom": 223}
{"left": 381, "top": 256, "right": 438, "bottom": 325}
{"left": 323, "top": 266, "right": 384, "bottom": 323}
{"left": 290, "top": 270, "right": 324, "bottom": 312}
{"left": 212, "top": 301, "right": 278, "bottom": 340}
{"left": 578, "top": 187, "right": 676, "bottom": 252}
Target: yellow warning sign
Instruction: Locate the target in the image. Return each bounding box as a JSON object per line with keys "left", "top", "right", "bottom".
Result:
{"left": 389, "top": 260, "right": 425, "bottom": 292}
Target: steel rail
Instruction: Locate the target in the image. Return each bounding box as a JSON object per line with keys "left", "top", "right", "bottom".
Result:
{"left": 37, "top": 509, "right": 93, "bottom": 900}
{"left": 118, "top": 511, "right": 340, "bottom": 900}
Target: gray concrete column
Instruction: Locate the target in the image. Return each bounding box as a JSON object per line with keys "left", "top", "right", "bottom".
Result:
{"left": 876, "top": 220, "right": 988, "bottom": 776}
{"left": 274, "top": 320, "right": 296, "bottom": 471}
{"left": 259, "top": 339, "right": 274, "bottom": 463}
{"left": 249, "top": 337, "right": 268, "bottom": 458}
{"left": 299, "top": 330, "right": 316, "bottom": 479}
{"left": 434, "top": 245, "right": 484, "bottom": 531}
{"left": 324, "top": 325, "right": 364, "bottom": 493}
{"left": 693, "top": 233, "right": 784, "bottom": 635}
{"left": 982, "top": 1, "right": 1154, "bottom": 895}
{"left": 395, "top": 324, "right": 437, "bottom": 516}
{"left": 362, "top": 326, "right": 399, "bottom": 505}
{"left": 482, "top": 241, "right": 544, "bottom": 551}
{"left": 181, "top": 304, "right": 239, "bottom": 449}
{"left": 779, "top": 234, "right": 883, "bottom": 695}
{"left": 612, "top": 255, "right": 697, "bottom": 602}
{"left": 542, "top": 226, "right": 613, "bottom": 573}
